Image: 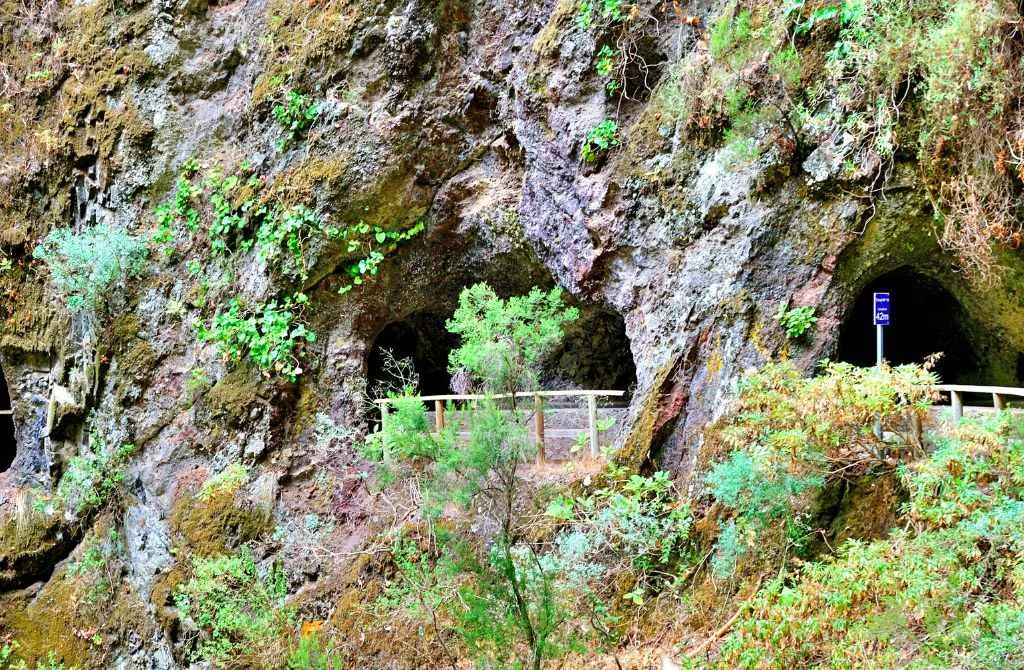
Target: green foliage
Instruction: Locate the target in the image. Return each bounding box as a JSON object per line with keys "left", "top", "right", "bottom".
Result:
{"left": 446, "top": 283, "right": 579, "bottom": 393}
{"left": 272, "top": 90, "right": 320, "bottom": 149}
{"left": 255, "top": 204, "right": 326, "bottom": 280}
{"left": 576, "top": 0, "right": 623, "bottom": 29}
{"left": 580, "top": 119, "right": 620, "bottom": 163}
{"left": 774, "top": 302, "right": 818, "bottom": 339}
{"left": 369, "top": 285, "right": 593, "bottom": 669}
{"left": 67, "top": 527, "right": 123, "bottom": 604}
{"left": 203, "top": 165, "right": 269, "bottom": 256}
{"left": 55, "top": 432, "right": 138, "bottom": 516}
{"left": 197, "top": 293, "right": 315, "bottom": 381}
{"left": 697, "top": 0, "right": 1024, "bottom": 281}
{"left": 197, "top": 464, "right": 249, "bottom": 502}
{"left": 287, "top": 633, "right": 345, "bottom": 669}
{"left": 174, "top": 547, "right": 293, "bottom": 663}
{"left": 546, "top": 466, "right": 694, "bottom": 600}
{"left": 594, "top": 45, "right": 621, "bottom": 94}
{"left": 717, "top": 414, "right": 1024, "bottom": 668}
{"left": 33, "top": 224, "right": 149, "bottom": 314}
{"left": 335, "top": 220, "right": 425, "bottom": 295}
{"left": 702, "top": 361, "right": 937, "bottom": 578}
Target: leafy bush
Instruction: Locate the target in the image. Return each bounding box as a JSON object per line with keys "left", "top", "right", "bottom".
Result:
{"left": 716, "top": 414, "right": 1024, "bottom": 668}
{"left": 446, "top": 283, "right": 579, "bottom": 393}
{"left": 581, "top": 119, "right": 620, "bottom": 162}
{"left": 774, "top": 302, "right": 817, "bottom": 339}
{"left": 696, "top": 0, "right": 1024, "bottom": 282}
{"left": 700, "top": 361, "right": 936, "bottom": 577}
{"left": 174, "top": 547, "right": 293, "bottom": 663}
{"left": 272, "top": 90, "right": 319, "bottom": 149}
{"left": 55, "top": 432, "right": 138, "bottom": 516}
{"left": 198, "top": 293, "right": 315, "bottom": 381}
{"left": 368, "top": 284, "right": 589, "bottom": 669}
{"left": 33, "top": 224, "right": 149, "bottom": 314}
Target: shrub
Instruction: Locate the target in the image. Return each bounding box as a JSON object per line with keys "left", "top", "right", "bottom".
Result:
{"left": 55, "top": 432, "right": 138, "bottom": 516}
{"left": 700, "top": 361, "right": 937, "bottom": 577}
{"left": 446, "top": 283, "right": 579, "bottom": 393}
{"left": 368, "top": 284, "right": 588, "bottom": 669}
{"left": 716, "top": 414, "right": 1024, "bottom": 668}
{"left": 774, "top": 302, "right": 817, "bottom": 339}
{"left": 174, "top": 547, "right": 293, "bottom": 663}
{"left": 33, "top": 224, "right": 149, "bottom": 315}
{"left": 198, "top": 293, "right": 315, "bottom": 381}
{"left": 581, "top": 120, "right": 620, "bottom": 162}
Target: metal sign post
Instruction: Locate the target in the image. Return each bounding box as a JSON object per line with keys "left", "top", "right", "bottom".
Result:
{"left": 873, "top": 292, "right": 890, "bottom": 439}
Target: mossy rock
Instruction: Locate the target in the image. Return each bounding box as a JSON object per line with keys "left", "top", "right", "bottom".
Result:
{"left": 202, "top": 368, "right": 265, "bottom": 427}
{"left": 170, "top": 476, "right": 271, "bottom": 556}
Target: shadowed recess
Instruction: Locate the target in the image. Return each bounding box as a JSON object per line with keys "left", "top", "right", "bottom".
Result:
{"left": 0, "top": 365, "right": 15, "bottom": 472}
{"left": 836, "top": 267, "right": 979, "bottom": 384}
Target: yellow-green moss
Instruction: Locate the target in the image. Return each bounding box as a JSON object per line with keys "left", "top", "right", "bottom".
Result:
{"left": 204, "top": 368, "right": 264, "bottom": 426}
{"left": 170, "top": 471, "right": 271, "bottom": 556}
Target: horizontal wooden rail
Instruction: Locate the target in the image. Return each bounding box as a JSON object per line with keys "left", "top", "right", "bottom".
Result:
{"left": 0, "top": 410, "right": 11, "bottom": 416}
{"left": 373, "top": 390, "right": 626, "bottom": 405}
{"left": 376, "top": 390, "right": 627, "bottom": 461}
{"left": 932, "top": 384, "right": 1024, "bottom": 420}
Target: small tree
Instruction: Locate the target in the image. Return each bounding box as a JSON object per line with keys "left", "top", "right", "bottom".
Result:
{"left": 446, "top": 283, "right": 579, "bottom": 397}
{"left": 369, "top": 283, "right": 580, "bottom": 669}
{"left": 33, "top": 224, "right": 149, "bottom": 317}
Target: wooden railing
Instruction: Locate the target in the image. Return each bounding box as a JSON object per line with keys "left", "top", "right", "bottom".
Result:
{"left": 374, "top": 390, "right": 626, "bottom": 462}
{"left": 934, "top": 384, "right": 1024, "bottom": 420}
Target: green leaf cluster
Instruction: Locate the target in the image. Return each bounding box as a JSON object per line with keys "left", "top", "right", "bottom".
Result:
{"left": 446, "top": 283, "right": 579, "bottom": 393}
{"left": 33, "top": 224, "right": 150, "bottom": 315}
{"left": 272, "top": 90, "right": 320, "bottom": 150}
{"left": 198, "top": 293, "right": 315, "bottom": 381}
{"left": 774, "top": 302, "right": 818, "bottom": 339}
{"left": 581, "top": 119, "right": 620, "bottom": 163}
{"left": 174, "top": 547, "right": 293, "bottom": 663}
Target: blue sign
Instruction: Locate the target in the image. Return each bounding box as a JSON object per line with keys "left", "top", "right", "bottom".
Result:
{"left": 873, "top": 292, "right": 890, "bottom": 326}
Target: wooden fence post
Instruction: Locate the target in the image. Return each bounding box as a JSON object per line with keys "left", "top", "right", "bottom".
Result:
{"left": 534, "top": 394, "right": 546, "bottom": 464}
{"left": 379, "top": 402, "right": 392, "bottom": 464}
{"left": 587, "top": 395, "right": 599, "bottom": 458}
{"left": 435, "top": 399, "right": 445, "bottom": 431}
{"left": 951, "top": 390, "right": 963, "bottom": 421}
{"left": 993, "top": 393, "right": 1005, "bottom": 412}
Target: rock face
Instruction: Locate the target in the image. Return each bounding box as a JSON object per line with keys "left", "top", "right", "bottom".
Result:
{"left": 1, "top": 0, "right": 1024, "bottom": 664}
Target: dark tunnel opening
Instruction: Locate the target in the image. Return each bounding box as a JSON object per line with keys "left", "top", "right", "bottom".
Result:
{"left": 366, "top": 306, "right": 638, "bottom": 400}
{"left": 367, "top": 312, "right": 458, "bottom": 397}
{"left": 544, "top": 308, "right": 637, "bottom": 397}
{"left": 0, "top": 365, "right": 15, "bottom": 472}
{"left": 835, "top": 267, "right": 979, "bottom": 384}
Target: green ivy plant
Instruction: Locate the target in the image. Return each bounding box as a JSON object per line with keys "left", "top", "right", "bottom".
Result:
{"left": 272, "top": 90, "right": 320, "bottom": 150}
{"left": 576, "top": 0, "right": 625, "bottom": 29}
{"left": 595, "top": 45, "right": 621, "bottom": 94}
{"left": 197, "top": 293, "right": 315, "bottom": 381}
{"left": 774, "top": 301, "right": 818, "bottom": 340}
{"left": 581, "top": 119, "right": 621, "bottom": 162}
{"left": 336, "top": 220, "right": 425, "bottom": 295}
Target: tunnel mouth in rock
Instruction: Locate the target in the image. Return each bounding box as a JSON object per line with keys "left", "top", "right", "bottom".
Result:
{"left": 0, "top": 366, "right": 15, "bottom": 472}
{"left": 544, "top": 307, "right": 637, "bottom": 400}
{"left": 366, "top": 305, "right": 637, "bottom": 402}
{"left": 835, "top": 267, "right": 979, "bottom": 384}
{"left": 367, "top": 312, "right": 460, "bottom": 397}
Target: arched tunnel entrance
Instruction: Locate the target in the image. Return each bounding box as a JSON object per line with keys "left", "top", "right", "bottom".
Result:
{"left": 835, "top": 267, "right": 979, "bottom": 384}
{"left": 0, "top": 366, "right": 15, "bottom": 472}
{"left": 367, "top": 312, "right": 458, "bottom": 396}
{"left": 367, "top": 305, "right": 637, "bottom": 397}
